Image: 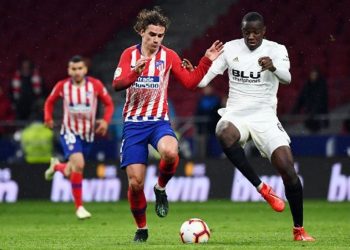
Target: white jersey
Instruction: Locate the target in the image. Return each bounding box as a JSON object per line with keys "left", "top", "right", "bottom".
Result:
{"left": 209, "top": 38, "right": 290, "bottom": 113}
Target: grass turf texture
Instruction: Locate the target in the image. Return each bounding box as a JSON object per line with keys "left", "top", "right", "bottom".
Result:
{"left": 0, "top": 201, "right": 349, "bottom": 249}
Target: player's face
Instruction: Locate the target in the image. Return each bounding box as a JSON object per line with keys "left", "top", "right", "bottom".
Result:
{"left": 68, "top": 61, "right": 87, "bottom": 83}
{"left": 140, "top": 24, "right": 165, "bottom": 54}
{"left": 241, "top": 20, "right": 266, "bottom": 50}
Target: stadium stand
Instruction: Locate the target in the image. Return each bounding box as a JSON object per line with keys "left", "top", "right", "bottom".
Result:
{"left": 0, "top": 0, "right": 153, "bottom": 88}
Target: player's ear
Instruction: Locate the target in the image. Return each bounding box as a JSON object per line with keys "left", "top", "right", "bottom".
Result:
{"left": 83, "top": 66, "right": 88, "bottom": 75}
{"left": 262, "top": 26, "right": 266, "bottom": 36}
{"left": 139, "top": 29, "right": 145, "bottom": 37}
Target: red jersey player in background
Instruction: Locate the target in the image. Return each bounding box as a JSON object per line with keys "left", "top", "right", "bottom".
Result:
{"left": 113, "top": 6, "right": 223, "bottom": 242}
{"left": 44, "top": 55, "right": 114, "bottom": 219}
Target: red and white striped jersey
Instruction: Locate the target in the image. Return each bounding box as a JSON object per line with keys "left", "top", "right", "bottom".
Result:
{"left": 44, "top": 76, "right": 114, "bottom": 142}
{"left": 113, "top": 44, "right": 212, "bottom": 122}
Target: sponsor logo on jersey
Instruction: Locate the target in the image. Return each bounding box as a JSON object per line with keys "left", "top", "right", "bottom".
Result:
{"left": 134, "top": 76, "right": 160, "bottom": 89}
{"left": 231, "top": 69, "right": 261, "bottom": 83}
{"left": 68, "top": 104, "right": 92, "bottom": 113}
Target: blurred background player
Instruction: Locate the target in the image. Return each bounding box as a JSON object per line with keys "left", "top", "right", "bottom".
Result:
{"left": 43, "top": 55, "right": 114, "bottom": 219}
{"left": 198, "top": 12, "right": 314, "bottom": 241}
{"left": 112, "top": 6, "right": 223, "bottom": 242}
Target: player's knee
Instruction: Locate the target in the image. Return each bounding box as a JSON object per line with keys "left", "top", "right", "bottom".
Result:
{"left": 71, "top": 162, "right": 84, "bottom": 173}
{"left": 129, "top": 176, "right": 144, "bottom": 192}
{"left": 216, "top": 121, "right": 239, "bottom": 147}
{"left": 161, "top": 148, "right": 178, "bottom": 164}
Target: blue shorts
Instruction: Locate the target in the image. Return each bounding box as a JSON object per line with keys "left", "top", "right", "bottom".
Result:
{"left": 120, "top": 121, "right": 177, "bottom": 169}
{"left": 60, "top": 133, "right": 92, "bottom": 160}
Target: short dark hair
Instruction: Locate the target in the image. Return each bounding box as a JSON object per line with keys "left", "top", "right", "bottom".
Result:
{"left": 242, "top": 12, "right": 264, "bottom": 25}
{"left": 69, "top": 55, "right": 84, "bottom": 64}
{"left": 133, "top": 6, "right": 170, "bottom": 33}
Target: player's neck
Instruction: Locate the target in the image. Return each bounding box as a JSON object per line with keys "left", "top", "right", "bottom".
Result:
{"left": 141, "top": 45, "right": 157, "bottom": 58}
{"left": 72, "top": 78, "right": 86, "bottom": 86}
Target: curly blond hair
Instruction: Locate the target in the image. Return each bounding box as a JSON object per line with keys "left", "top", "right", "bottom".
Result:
{"left": 134, "top": 6, "right": 170, "bottom": 33}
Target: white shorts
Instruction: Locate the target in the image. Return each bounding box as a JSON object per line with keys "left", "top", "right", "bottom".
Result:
{"left": 218, "top": 108, "right": 291, "bottom": 159}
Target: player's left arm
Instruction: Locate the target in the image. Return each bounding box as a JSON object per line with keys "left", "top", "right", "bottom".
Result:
{"left": 172, "top": 40, "right": 223, "bottom": 90}
{"left": 258, "top": 45, "right": 291, "bottom": 84}
{"left": 95, "top": 81, "right": 114, "bottom": 136}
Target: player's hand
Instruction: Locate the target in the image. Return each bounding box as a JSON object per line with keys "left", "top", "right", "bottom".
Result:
{"left": 182, "top": 58, "right": 195, "bottom": 71}
{"left": 95, "top": 119, "right": 108, "bottom": 136}
{"left": 134, "top": 58, "right": 149, "bottom": 74}
{"left": 258, "top": 57, "right": 276, "bottom": 72}
{"left": 205, "top": 40, "right": 224, "bottom": 61}
{"left": 44, "top": 120, "right": 54, "bottom": 129}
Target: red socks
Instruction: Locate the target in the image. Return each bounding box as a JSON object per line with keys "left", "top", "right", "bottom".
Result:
{"left": 158, "top": 155, "right": 179, "bottom": 188}
{"left": 54, "top": 163, "right": 67, "bottom": 175}
{"left": 70, "top": 171, "right": 83, "bottom": 208}
{"left": 128, "top": 188, "right": 147, "bottom": 228}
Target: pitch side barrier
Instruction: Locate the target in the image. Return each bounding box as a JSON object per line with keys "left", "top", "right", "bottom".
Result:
{"left": 1, "top": 157, "right": 350, "bottom": 203}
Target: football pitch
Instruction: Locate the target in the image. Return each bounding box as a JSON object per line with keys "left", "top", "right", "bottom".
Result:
{"left": 0, "top": 201, "right": 349, "bottom": 249}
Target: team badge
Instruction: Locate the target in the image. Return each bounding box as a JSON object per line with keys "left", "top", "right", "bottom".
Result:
{"left": 155, "top": 60, "right": 165, "bottom": 71}
{"left": 114, "top": 67, "right": 122, "bottom": 79}
{"left": 233, "top": 57, "right": 239, "bottom": 62}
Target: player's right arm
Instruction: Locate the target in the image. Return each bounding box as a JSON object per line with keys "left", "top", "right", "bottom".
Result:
{"left": 44, "top": 81, "right": 63, "bottom": 129}
{"left": 112, "top": 49, "right": 147, "bottom": 91}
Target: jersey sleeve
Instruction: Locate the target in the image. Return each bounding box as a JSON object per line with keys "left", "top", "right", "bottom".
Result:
{"left": 44, "top": 81, "right": 63, "bottom": 122}
{"left": 273, "top": 45, "right": 290, "bottom": 70}
{"left": 95, "top": 80, "right": 114, "bottom": 124}
{"left": 209, "top": 49, "right": 228, "bottom": 75}
{"left": 272, "top": 45, "right": 291, "bottom": 84}
{"left": 112, "top": 49, "right": 139, "bottom": 91}
{"left": 170, "top": 50, "right": 212, "bottom": 90}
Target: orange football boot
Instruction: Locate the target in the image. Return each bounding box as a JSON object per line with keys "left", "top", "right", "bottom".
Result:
{"left": 293, "top": 227, "right": 315, "bottom": 241}
{"left": 259, "top": 183, "right": 285, "bottom": 212}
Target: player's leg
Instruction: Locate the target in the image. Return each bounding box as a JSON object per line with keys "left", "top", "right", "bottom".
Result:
{"left": 154, "top": 135, "right": 179, "bottom": 217}
{"left": 216, "top": 120, "right": 262, "bottom": 187}
{"left": 271, "top": 147, "right": 314, "bottom": 241}
{"left": 150, "top": 121, "right": 179, "bottom": 218}
{"left": 120, "top": 122, "right": 151, "bottom": 242}
{"left": 126, "top": 164, "right": 148, "bottom": 242}
{"left": 69, "top": 152, "right": 91, "bottom": 219}
{"left": 217, "top": 118, "right": 285, "bottom": 212}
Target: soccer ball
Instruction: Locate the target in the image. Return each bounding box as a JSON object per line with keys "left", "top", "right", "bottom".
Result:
{"left": 179, "top": 218, "right": 211, "bottom": 243}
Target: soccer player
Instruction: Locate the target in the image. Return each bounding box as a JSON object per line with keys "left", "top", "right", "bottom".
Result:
{"left": 112, "top": 6, "right": 223, "bottom": 242}
{"left": 44, "top": 55, "right": 114, "bottom": 219}
{"left": 198, "top": 12, "right": 315, "bottom": 241}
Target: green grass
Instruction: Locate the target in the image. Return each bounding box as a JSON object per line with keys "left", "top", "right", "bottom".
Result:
{"left": 0, "top": 201, "right": 349, "bottom": 249}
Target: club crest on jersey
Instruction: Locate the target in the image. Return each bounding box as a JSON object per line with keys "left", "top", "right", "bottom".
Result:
{"left": 134, "top": 76, "right": 160, "bottom": 89}
{"left": 155, "top": 60, "right": 165, "bottom": 71}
